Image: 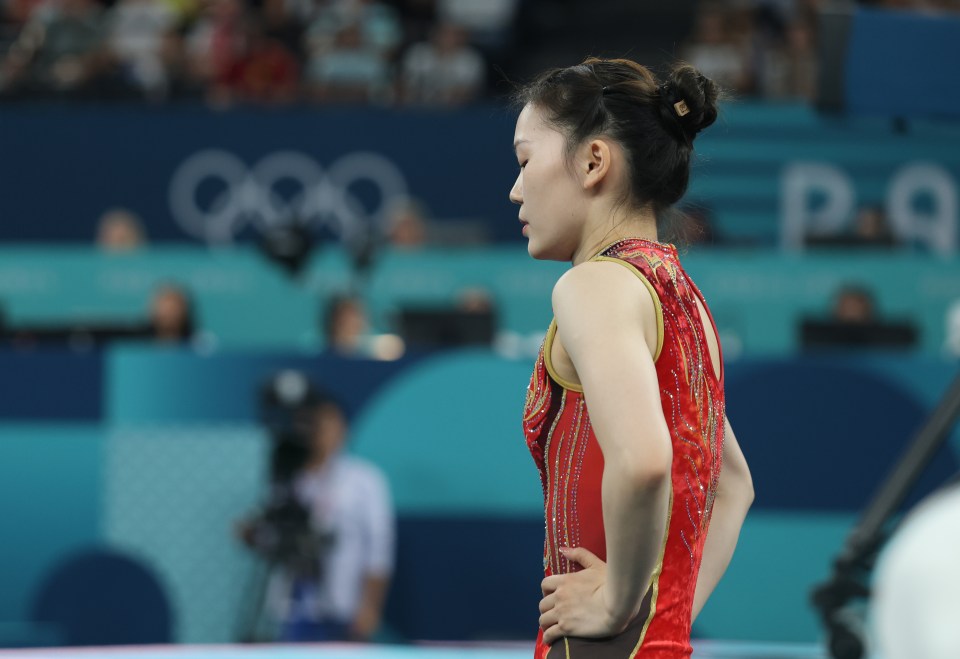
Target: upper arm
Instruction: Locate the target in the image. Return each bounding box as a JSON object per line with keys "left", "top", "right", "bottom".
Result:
{"left": 552, "top": 261, "right": 671, "bottom": 472}
{"left": 361, "top": 467, "right": 395, "bottom": 574}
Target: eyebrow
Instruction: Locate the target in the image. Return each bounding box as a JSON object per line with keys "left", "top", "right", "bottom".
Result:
{"left": 513, "top": 139, "right": 529, "bottom": 151}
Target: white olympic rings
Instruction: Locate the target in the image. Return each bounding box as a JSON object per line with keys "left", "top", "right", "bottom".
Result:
{"left": 168, "top": 149, "right": 409, "bottom": 244}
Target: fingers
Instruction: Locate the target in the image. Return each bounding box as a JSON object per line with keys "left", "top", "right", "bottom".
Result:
{"left": 541, "top": 575, "right": 560, "bottom": 596}
{"left": 538, "top": 608, "right": 558, "bottom": 634}
{"left": 541, "top": 620, "right": 563, "bottom": 646}
{"left": 559, "top": 545, "right": 601, "bottom": 569}
{"left": 538, "top": 593, "right": 555, "bottom": 614}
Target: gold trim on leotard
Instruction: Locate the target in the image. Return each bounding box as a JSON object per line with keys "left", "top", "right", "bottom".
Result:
{"left": 630, "top": 487, "right": 674, "bottom": 655}
{"left": 543, "top": 319, "right": 584, "bottom": 393}
{"left": 591, "top": 256, "right": 664, "bottom": 362}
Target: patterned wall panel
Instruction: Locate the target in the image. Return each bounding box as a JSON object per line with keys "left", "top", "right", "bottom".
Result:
{"left": 103, "top": 425, "right": 268, "bottom": 643}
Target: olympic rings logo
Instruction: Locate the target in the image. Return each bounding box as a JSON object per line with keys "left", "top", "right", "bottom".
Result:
{"left": 168, "top": 150, "right": 409, "bottom": 243}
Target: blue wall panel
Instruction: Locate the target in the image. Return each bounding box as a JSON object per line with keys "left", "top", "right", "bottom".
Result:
{"left": 2, "top": 104, "right": 959, "bottom": 247}
{"left": 0, "top": 351, "right": 103, "bottom": 421}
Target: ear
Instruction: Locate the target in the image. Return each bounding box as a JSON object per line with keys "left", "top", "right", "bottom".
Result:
{"left": 580, "top": 138, "right": 614, "bottom": 192}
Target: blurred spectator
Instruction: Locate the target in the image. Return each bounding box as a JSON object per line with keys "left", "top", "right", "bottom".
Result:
{"left": 457, "top": 286, "right": 494, "bottom": 316}
{"left": 184, "top": 0, "right": 247, "bottom": 105}
{"left": 96, "top": 207, "right": 148, "bottom": 251}
{"left": 0, "top": 282, "right": 197, "bottom": 348}
{"left": 385, "top": 196, "right": 429, "bottom": 249}
{"left": 682, "top": 3, "right": 752, "bottom": 95}
{"left": 400, "top": 21, "right": 483, "bottom": 105}
{"left": 304, "top": 0, "right": 401, "bottom": 56}
{"left": 800, "top": 284, "right": 917, "bottom": 350}
{"left": 436, "top": 0, "right": 517, "bottom": 48}
{"left": 260, "top": 0, "right": 303, "bottom": 62}
{"left": 323, "top": 294, "right": 369, "bottom": 355}
{"left": 105, "top": 0, "right": 177, "bottom": 99}
{"left": 156, "top": 24, "right": 200, "bottom": 98}
{"left": 221, "top": 21, "right": 299, "bottom": 104}
{"left": 0, "top": 0, "right": 38, "bottom": 51}
{"left": 758, "top": 11, "right": 817, "bottom": 100}
{"left": 304, "top": 20, "right": 390, "bottom": 103}
{"left": 851, "top": 205, "right": 899, "bottom": 247}
{"left": 394, "top": 0, "right": 436, "bottom": 45}
{"left": 397, "top": 288, "right": 497, "bottom": 349}
{"left": 831, "top": 285, "right": 876, "bottom": 325}
{"left": 165, "top": 0, "right": 199, "bottom": 25}
{"left": 265, "top": 394, "right": 394, "bottom": 642}
{"left": 148, "top": 283, "right": 196, "bottom": 343}
{"left": 0, "top": 0, "right": 121, "bottom": 99}
{"left": 805, "top": 204, "right": 901, "bottom": 250}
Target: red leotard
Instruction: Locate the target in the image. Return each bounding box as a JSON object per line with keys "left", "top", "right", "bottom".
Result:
{"left": 522, "top": 238, "right": 725, "bottom": 659}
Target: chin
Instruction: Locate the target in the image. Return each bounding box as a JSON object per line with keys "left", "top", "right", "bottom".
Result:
{"left": 527, "top": 238, "right": 568, "bottom": 262}
{"left": 526, "top": 238, "right": 549, "bottom": 260}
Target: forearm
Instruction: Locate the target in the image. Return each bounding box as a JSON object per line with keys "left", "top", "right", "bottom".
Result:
{"left": 358, "top": 573, "right": 389, "bottom": 618}
{"left": 601, "top": 459, "right": 672, "bottom": 625}
{"left": 691, "top": 488, "right": 751, "bottom": 621}
{"left": 350, "top": 573, "right": 390, "bottom": 639}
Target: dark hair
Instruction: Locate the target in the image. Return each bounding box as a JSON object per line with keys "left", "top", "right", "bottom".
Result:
{"left": 514, "top": 57, "right": 720, "bottom": 216}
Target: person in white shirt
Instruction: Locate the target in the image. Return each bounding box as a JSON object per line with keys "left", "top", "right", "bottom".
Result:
{"left": 269, "top": 395, "right": 395, "bottom": 642}
{"left": 400, "top": 22, "right": 484, "bottom": 106}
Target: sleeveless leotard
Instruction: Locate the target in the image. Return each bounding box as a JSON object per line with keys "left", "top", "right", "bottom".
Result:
{"left": 522, "top": 238, "right": 725, "bottom": 659}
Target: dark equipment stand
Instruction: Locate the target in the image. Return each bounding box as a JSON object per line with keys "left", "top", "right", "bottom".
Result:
{"left": 812, "top": 372, "right": 960, "bottom": 659}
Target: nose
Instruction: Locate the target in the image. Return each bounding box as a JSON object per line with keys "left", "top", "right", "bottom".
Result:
{"left": 509, "top": 172, "right": 523, "bottom": 205}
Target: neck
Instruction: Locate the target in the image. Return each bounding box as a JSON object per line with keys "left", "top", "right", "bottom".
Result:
{"left": 571, "top": 209, "right": 660, "bottom": 265}
{"left": 306, "top": 452, "right": 335, "bottom": 471}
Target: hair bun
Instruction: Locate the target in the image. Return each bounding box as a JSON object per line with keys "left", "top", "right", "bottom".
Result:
{"left": 659, "top": 64, "right": 720, "bottom": 146}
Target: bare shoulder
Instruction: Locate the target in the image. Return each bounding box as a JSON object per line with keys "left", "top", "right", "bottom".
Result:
{"left": 552, "top": 259, "right": 653, "bottom": 316}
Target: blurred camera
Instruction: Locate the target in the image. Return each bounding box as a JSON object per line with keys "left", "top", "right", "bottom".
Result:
{"left": 242, "top": 370, "right": 335, "bottom": 580}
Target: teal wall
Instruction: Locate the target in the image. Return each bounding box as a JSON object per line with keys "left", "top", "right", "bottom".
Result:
{"left": 0, "top": 246, "right": 958, "bottom": 355}
{"left": 350, "top": 351, "right": 542, "bottom": 515}
{"left": 0, "top": 426, "right": 103, "bottom": 627}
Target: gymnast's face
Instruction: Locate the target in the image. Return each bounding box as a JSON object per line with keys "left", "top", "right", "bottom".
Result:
{"left": 510, "top": 103, "right": 589, "bottom": 261}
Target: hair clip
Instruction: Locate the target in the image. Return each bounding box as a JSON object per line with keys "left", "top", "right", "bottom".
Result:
{"left": 674, "top": 100, "right": 690, "bottom": 117}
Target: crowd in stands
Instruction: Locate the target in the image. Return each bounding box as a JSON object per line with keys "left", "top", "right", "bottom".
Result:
{"left": 683, "top": 0, "right": 958, "bottom": 102}
{"left": 0, "top": 0, "right": 501, "bottom": 104}
{"left": 2, "top": 0, "right": 957, "bottom": 105}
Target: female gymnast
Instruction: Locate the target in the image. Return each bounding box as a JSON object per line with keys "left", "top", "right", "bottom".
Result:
{"left": 514, "top": 58, "right": 754, "bottom": 658}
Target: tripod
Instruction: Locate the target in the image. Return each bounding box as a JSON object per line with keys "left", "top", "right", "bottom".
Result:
{"left": 235, "top": 518, "right": 334, "bottom": 643}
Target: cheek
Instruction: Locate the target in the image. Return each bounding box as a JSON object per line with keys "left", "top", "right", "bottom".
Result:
{"left": 525, "top": 162, "right": 558, "bottom": 206}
